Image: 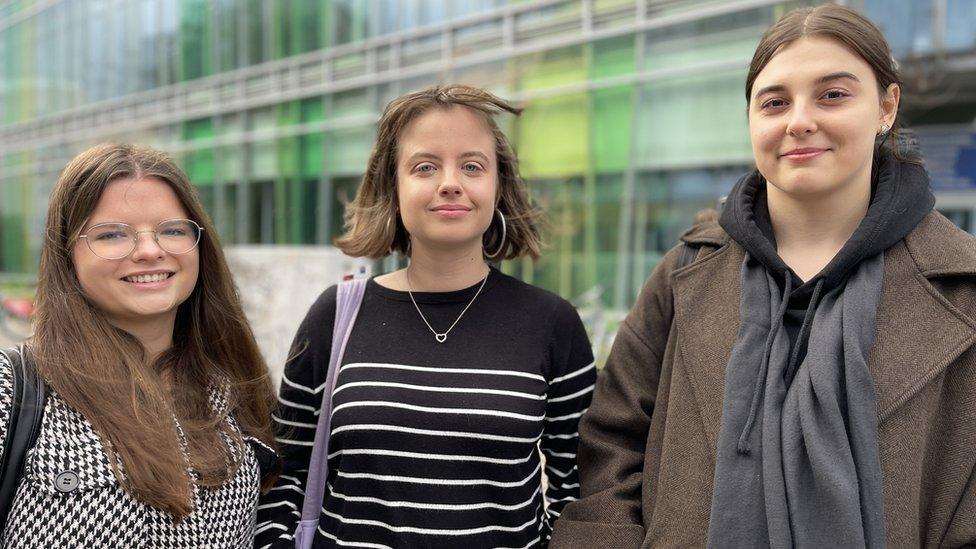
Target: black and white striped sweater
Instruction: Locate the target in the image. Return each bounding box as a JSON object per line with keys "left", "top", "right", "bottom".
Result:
{"left": 256, "top": 268, "right": 596, "bottom": 549}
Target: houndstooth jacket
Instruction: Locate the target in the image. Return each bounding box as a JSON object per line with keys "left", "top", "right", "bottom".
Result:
{"left": 0, "top": 352, "right": 273, "bottom": 548}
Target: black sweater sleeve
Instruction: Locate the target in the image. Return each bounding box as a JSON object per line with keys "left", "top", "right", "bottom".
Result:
{"left": 539, "top": 298, "right": 596, "bottom": 542}
{"left": 255, "top": 286, "right": 336, "bottom": 549}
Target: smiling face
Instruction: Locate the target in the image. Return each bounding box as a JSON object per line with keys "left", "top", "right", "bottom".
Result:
{"left": 396, "top": 105, "right": 498, "bottom": 256}
{"left": 72, "top": 177, "right": 200, "bottom": 334}
{"left": 748, "top": 35, "right": 899, "bottom": 200}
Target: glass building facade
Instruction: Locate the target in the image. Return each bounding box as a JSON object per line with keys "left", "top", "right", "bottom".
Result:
{"left": 2, "top": 0, "right": 975, "bottom": 309}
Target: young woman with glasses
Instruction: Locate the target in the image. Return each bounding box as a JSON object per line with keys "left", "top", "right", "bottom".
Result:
{"left": 0, "top": 144, "right": 279, "bottom": 547}
{"left": 256, "top": 85, "right": 596, "bottom": 548}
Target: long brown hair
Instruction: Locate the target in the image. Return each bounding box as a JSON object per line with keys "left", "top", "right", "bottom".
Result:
{"left": 335, "top": 84, "right": 542, "bottom": 260}
{"left": 31, "top": 143, "right": 278, "bottom": 520}
{"left": 745, "top": 4, "right": 919, "bottom": 162}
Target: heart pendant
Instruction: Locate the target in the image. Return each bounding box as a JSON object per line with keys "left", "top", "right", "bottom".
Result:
{"left": 435, "top": 333, "right": 447, "bottom": 343}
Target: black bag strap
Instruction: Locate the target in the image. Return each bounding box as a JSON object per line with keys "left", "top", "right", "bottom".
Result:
{"left": 0, "top": 345, "right": 46, "bottom": 526}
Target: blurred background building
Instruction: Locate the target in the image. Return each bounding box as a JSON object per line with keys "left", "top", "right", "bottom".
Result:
{"left": 1, "top": 0, "right": 975, "bottom": 312}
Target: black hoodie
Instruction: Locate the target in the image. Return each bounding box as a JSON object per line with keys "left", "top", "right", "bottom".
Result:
{"left": 718, "top": 152, "right": 935, "bottom": 366}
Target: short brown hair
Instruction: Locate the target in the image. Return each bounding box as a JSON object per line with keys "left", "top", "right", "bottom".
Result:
{"left": 335, "top": 84, "right": 542, "bottom": 260}
{"left": 746, "top": 4, "right": 918, "bottom": 161}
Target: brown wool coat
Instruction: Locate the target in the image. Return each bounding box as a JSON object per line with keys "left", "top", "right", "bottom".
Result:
{"left": 550, "top": 211, "right": 976, "bottom": 548}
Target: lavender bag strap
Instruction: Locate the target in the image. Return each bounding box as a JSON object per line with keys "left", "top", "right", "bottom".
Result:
{"left": 294, "top": 278, "right": 367, "bottom": 549}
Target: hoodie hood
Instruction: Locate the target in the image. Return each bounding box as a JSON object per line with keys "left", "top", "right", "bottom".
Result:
{"left": 719, "top": 152, "right": 935, "bottom": 298}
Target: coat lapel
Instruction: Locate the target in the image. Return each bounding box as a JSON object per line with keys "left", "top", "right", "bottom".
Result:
{"left": 671, "top": 242, "right": 744, "bottom": 455}
{"left": 870, "top": 215, "right": 976, "bottom": 424}
{"left": 668, "top": 211, "right": 976, "bottom": 447}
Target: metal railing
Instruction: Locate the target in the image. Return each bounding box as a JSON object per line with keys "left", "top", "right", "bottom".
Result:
{"left": 0, "top": 0, "right": 781, "bottom": 156}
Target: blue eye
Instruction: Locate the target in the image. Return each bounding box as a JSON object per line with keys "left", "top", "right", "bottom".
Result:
{"left": 95, "top": 231, "right": 128, "bottom": 241}
{"left": 87, "top": 224, "right": 133, "bottom": 241}
{"left": 416, "top": 163, "right": 436, "bottom": 173}
{"left": 158, "top": 220, "right": 197, "bottom": 240}
{"left": 462, "top": 163, "right": 483, "bottom": 173}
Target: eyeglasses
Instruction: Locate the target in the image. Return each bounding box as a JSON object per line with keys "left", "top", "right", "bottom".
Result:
{"left": 78, "top": 219, "right": 204, "bottom": 260}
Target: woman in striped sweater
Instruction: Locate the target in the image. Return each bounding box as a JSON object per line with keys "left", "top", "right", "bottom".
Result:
{"left": 255, "top": 85, "right": 596, "bottom": 549}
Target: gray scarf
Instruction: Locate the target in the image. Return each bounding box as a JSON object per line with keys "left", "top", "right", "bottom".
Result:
{"left": 707, "top": 252, "right": 887, "bottom": 548}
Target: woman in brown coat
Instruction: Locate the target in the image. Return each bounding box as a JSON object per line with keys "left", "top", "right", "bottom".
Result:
{"left": 551, "top": 5, "right": 976, "bottom": 548}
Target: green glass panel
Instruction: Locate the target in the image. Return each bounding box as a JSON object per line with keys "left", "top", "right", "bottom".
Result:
{"left": 526, "top": 177, "right": 585, "bottom": 298}
{"left": 288, "top": 178, "right": 319, "bottom": 244}
{"left": 304, "top": 1, "right": 329, "bottom": 53}
{"left": 277, "top": 101, "right": 300, "bottom": 126}
{"left": 330, "top": 89, "right": 372, "bottom": 117}
{"left": 220, "top": 184, "right": 239, "bottom": 244}
{"left": 515, "top": 46, "right": 590, "bottom": 178}
{"left": 180, "top": 0, "right": 212, "bottom": 80}
{"left": 594, "top": 173, "right": 623, "bottom": 306}
{"left": 251, "top": 107, "right": 275, "bottom": 130}
{"left": 278, "top": 136, "right": 300, "bottom": 179}
{"left": 276, "top": 103, "right": 302, "bottom": 241}
{"left": 220, "top": 112, "right": 246, "bottom": 135}
{"left": 219, "top": 146, "right": 243, "bottom": 181}
{"left": 251, "top": 141, "right": 277, "bottom": 180}
{"left": 517, "top": 93, "right": 588, "bottom": 178}
{"left": 301, "top": 134, "right": 324, "bottom": 178}
{"left": 643, "top": 15, "right": 765, "bottom": 71}
{"left": 452, "top": 60, "right": 508, "bottom": 90}
{"left": 301, "top": 98, "right": 325, "bottom": 122}
{"left": 2, "top": 28, "right": 12, "bottom": 123}
{"left": 325, "top": 127, "right": 373, "bottom": 175}
{"left": 647, "top": 34, "right": 758, "bottom": 71}
{"left": 592, "top": 86, "right": 632, "bottom": 173}
{"left": 0, "top": 175, "right": 28, "bottom": 273}
{"left": 334, "top": 0, "right": 368, "bottom": 45}
{"left": 592, "top": 35, "right": 634, "bottom": 79}
{"left": 216, "top": 1, "right": 240, "bottom": 71}
{"left": 183, "top": 119, "right": 215, "bottom": 185}
{"left": 278, "top": 174, "right": 316, "bottom": 244}
{"left": 244, "top": 0, "right": 268, "bottom": 65}
{"left": 184, "top": 118, "right": 214, "bottom": 139}
{"left": 272, "top": 0, "right": 289, "bottom": 59}
{"left": 245, "top": 180, "right": 273, "bottom": 243}
{"left": 301, "top": 98, "right": 326, "bottom": 179}
{"left": 250, "top": 109, "right": 278, "bottom": 181}
{"left": 518, "top": 46, "right": 586, "bottom": 90}
{"left": 217, "top": 115, "right": 245, "bottom": 182}
{"left": 185, "top": 151, "right": 216, "bottom": 185}
{"left": 638, "top": 69, "right": 752, "bottom": 169}
{"left": 274, "top": 0, "right": 327, "bottom": 57}
{"left": 24, "top": 18, "right": 37, "bottom": 121}
{"left": 5, "top": 22, "right": 35, "bottom": 123}
{"left": 196, "top": 186, "right": 216, "bottom": 220}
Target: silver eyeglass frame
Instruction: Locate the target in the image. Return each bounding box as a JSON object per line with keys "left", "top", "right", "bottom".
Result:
{"left": 77, "top": 218, "right": 205, "bottom": 260}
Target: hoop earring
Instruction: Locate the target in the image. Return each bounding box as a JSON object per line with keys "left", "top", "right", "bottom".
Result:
{"left": 485, "top": 209, "right": 507, "bottom": 260}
